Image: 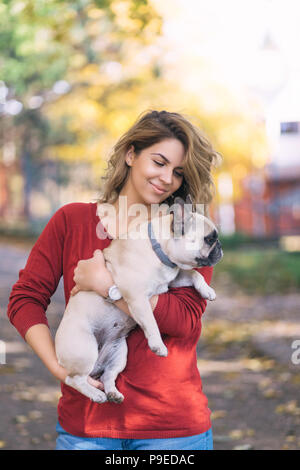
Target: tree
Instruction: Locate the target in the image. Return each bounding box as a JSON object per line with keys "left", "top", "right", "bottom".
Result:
{"left": 0, "top": 0, "right": 162, "bottom": 221}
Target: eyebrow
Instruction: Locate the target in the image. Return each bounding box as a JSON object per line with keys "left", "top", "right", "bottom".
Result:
{"left": 150, "top": 153, "right": 184, "bottom": 170}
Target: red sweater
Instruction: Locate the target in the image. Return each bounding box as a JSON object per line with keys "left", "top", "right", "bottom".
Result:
{"left": 7, "top": 202, "right": 213, "bottom": 439}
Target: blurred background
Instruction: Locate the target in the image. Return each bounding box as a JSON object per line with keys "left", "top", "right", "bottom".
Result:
{"left": 0, "top": 0, "right": 300, "bottom": 450}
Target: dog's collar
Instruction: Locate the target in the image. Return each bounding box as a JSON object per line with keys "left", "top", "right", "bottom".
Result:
{"left": 147, "top": 221, "right": 177, "bottom": 268}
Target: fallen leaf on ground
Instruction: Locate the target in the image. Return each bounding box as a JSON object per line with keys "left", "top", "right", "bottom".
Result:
{"left": 15, "top": 415, "right": 28, "bottom": 424}
{"left": 233, "top": 444, "right": 253, "bottom": 450}
{"left": 229, "top": 429, "right": 244, "bottom": 440}
{"left": 211, "top": 410, "right": 227, "bottom": 420}
{"left": 262, "top": 388, "right": 280, "bottom": 398}
{"left": 275, "top": 400, "right": 300, "bottom": 415}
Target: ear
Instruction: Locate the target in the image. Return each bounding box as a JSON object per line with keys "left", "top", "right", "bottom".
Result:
{"left": 170, "top": 199, "right": 184, "bottom": 236}
{"left": 170, "top": 197, "right": 192, "bottom": 236}
{"left": 174, "top": 196, "right": 185, "bottom": 206}
{"left": 125, "top": 145, "right": 135, "bottom": 167}
{"left": 185, "top": 194, "right": 193, "bottom": 217}
{"left": 176, "top": 195, "right": 193, "bottom": 219}
{"left": 186, "top": 194, "right": 192, "bottom": 203}
{"left": 186, "top": 193, "right": 193, "bottom": 209}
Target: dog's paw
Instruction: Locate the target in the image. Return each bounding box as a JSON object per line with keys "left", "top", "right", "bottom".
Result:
{"left": 199, "top": 286, "right": 216, "bottom": 301}
{"left": 148, "top": 338, "right": 168, "bottom": 357}
{"left": 90, "top": 389, "right": 108, "bottom": 404}
{"left": 107, "top": 390, "right": 124, "bottom": 404}
{"left": 66, "top": 375, "right": 107, "bottom": 403}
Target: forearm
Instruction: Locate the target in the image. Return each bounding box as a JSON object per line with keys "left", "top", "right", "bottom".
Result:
{"left": 24, "top": 324, "right": 68, "bottom": 383}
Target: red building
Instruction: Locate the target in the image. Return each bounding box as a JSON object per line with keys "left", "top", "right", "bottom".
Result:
{"left": 264, "top": 164, "right": 300, "bottom": 236}
{"left": 234, "top": 164, "right": 300, "bottom": 237}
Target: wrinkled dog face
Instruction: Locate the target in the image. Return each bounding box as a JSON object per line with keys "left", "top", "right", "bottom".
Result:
{"left": 166, "top": 197, "right": 223, "bottom": 270}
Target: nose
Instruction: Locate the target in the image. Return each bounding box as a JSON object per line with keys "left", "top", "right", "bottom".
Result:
{"left": 205, "top": 229, "right": 218, "bottom": 246}
{"left": 159, "top": 168, "right": 173, "bottom": 186}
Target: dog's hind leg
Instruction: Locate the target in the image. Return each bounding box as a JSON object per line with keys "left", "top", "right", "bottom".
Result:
{"left": 98, "top": 338, "right": 129, "bottom": 403}
{"left": 60, "top": 332, "right": 107, "bottom": 403}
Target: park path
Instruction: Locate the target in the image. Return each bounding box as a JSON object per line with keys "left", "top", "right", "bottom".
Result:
{"left": 0, "top": 240, "right": 299, "bottom": 450}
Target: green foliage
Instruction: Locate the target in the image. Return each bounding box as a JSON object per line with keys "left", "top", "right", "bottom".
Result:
{"left": 0, "top": 0, "right": 164, "bottom": 221}
{"left": 0, "top": 0, "right": 161, "bottom": 101}
{"left": 214, "top": 248, "right": 300, "bottom": 294}
{"left": 219, "top": 232, "right": 278, "bottom": 249}
{"left": 0, "top": 0, "right": 163, "bottom": 162}
{"left": 0, "top": 0, "right": 72, "bottom": 96}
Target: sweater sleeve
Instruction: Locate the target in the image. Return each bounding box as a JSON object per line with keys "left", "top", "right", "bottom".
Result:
{"left": 7, "top": 207, "right": 67, "bottom": 339}
{"left": 153, "top": 266, "right": 213, "bottom": 338}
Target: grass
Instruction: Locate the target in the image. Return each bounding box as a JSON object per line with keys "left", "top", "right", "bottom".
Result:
{"left": 213, "top": 248, "right": 300, "bottom": 294}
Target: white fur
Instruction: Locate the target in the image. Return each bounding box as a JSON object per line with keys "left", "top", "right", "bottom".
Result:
{"left": 55, "top": 207, "right": 222, "bottom": 403}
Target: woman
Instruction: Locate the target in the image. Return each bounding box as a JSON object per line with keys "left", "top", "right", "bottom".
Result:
{"left": 7, "top": 110, "right": 221, "bottom": 450}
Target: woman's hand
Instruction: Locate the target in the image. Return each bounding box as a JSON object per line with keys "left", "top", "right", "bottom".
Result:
{"left": 52, "top": 361, "right": 104, "bottom": 390}
{"left": 70, "top": 249, "right": 114, "bottom": 298}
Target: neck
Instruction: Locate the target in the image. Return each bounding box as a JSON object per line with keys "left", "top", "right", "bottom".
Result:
{"left": 114, "top": 184, "right": 152, "bottom": 215}
{"left": 117, "top": 180, "right": 152, "bottom": 213}
{"left": 102, "top": 193, "right": 151, "bottom": 239}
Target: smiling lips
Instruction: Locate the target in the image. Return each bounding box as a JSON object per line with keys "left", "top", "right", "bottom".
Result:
{"left": 150, "top": 182, "right": 168, "bottom": 194}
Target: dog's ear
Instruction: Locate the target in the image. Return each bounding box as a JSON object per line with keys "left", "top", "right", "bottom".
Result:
{"left": 170, "top": 197, "right": 193, "bottom": 236}
{"left": 174, "top": 196, "right": 193, "bottom": 216}
{"left": 174, "top": 196, "right": 185, "bottom": 207}
{"left": 170, "top": 199, "right": 182, "bottom": 235}
{"left": 185, "top": 194, "right": 193, "bottom": 217}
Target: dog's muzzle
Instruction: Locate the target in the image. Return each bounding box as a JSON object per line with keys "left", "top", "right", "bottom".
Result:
{"left": 195, "top": 240, "right": 223, "bottom": 267}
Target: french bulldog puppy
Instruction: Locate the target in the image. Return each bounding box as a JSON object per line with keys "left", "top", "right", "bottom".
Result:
{"left": 55, "top": 197, "right": 223, "bottom": 403}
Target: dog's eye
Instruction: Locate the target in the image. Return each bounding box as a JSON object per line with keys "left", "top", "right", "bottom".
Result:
{"left": 206, "top": 237, "right": 217, "bottom": 246}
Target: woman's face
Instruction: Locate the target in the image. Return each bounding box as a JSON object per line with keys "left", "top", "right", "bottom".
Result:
{"left": 123, "top": 138, "right": 185, "bottom": 207}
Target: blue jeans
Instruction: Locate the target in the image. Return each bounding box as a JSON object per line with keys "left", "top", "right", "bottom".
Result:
{"left": 55, "top": 422, "right": 213, "bottom": 450}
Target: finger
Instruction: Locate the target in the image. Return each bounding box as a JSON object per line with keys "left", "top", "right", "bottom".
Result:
{"left": 87, "top": 376, "right": 104, "bottom": 390}
{"left": 70, "top": 285, "right": 80, "bottom": 296}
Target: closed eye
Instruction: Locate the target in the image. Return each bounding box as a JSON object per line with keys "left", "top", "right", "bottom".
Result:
{"left": 153, "top": 160, "right": 184, "bottom": 178}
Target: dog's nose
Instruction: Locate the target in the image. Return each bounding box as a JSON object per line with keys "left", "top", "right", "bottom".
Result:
{"left": 204, "top": 229, "right": 218, "bottom": 246}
